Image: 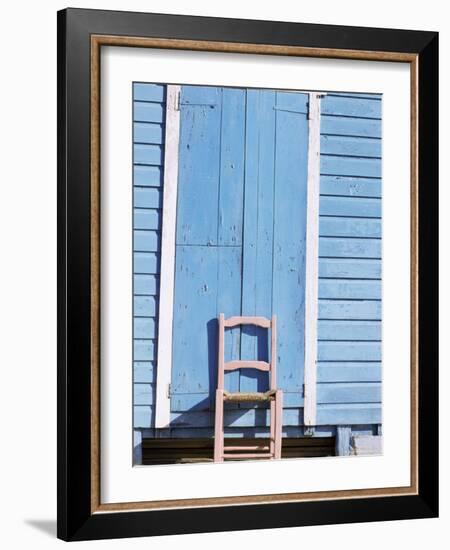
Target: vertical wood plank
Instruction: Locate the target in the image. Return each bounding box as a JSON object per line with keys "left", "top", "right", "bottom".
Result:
{"left": 175, "top": 86, "right": 222, "bottom": 246}
{"left": 335, "top": 425, "right": 352, "bottom": 456}
{"left": 217, "top": 246, "right": 242, "bottom": 394}
{"left": 218, "top": 88, "right": 246, "bottom": 246}
{"left": 240, "top": 90, "right": 276, "bottom": 394}
{"left": 217, "top": 88, "right": 246, "bottom": 395}
{"left": 154, "top": 85, "right": 180, "bottom": 428}
{"left": 171, "top": 86, "right": 223, "bottom": 416}
{"left": 240, "top": 89, "right": 259, "bottom": 364}
{"left": 303, "top": 93, "right": 322, "bottom": 427}
{"left": 272, "top": 91, "right": 309, "bottom": 404}
{"left": 214, "top": 389, "right": 224, "bottom": 462}
{"left": 172, "top": 245, "right": 218, "bottom": 396}
{"left": 133, "top": 429, "right": 143, "bottom": 465}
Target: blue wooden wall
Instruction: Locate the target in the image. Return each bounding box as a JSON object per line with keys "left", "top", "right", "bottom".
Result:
{"left": 133, "top": 83, "right": 166, "bottom": 429}
{"left": 316, "top": 92, "right": 382, "bottom": 427}
{"left": 133, "top": 84, "right": 382, "bottom": 438}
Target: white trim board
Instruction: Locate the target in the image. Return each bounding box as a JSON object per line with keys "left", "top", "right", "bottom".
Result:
{"left": 154, "top": 85, "right": 181, "bottom": 428}
{"left": 303, "top": 92, "right": 322, "bottom": 427}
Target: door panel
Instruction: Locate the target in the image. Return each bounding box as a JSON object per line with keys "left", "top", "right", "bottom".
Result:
{"left": 240, "top": 90, "right": 276, "bottom": 392}
{"left": 171, "top": 85, "right": 309, "bottom": 421}
{"left": 171, "top": 86, "right": 245, "bottom": 411}
{"left": 272, "top": 99, "right": 309, "bottom": 404}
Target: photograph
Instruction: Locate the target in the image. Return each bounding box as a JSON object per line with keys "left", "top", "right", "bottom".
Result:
{"left": 132, "top": 82, "right": 383, "bottom": 465}
{"left": 54, "top": 6, "right": 438, "bottom": 540}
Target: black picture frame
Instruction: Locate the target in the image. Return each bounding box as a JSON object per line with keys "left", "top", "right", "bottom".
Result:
{"left": 57, "top": 7, "right": 438, "bottom": 541}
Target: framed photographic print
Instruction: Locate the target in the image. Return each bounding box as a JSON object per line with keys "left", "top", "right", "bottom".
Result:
{"left": 57, "top": 8, "right": 438, "bottom": 541}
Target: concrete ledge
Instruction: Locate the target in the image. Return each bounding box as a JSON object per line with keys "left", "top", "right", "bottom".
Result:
{"left": 351, "top": 435, "right": 383, "bottom": 456}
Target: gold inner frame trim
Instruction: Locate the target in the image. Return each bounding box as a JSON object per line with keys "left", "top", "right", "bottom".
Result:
{"left": 90, "top": 34, "right": 419, "bottom": 514}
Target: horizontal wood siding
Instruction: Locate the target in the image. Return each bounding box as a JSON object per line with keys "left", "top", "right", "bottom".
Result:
{"left": 133, "top": 83, "right": 166, "bottom": 428}
{"left": 316, "top": 92, "right": 382, "bottom": 426}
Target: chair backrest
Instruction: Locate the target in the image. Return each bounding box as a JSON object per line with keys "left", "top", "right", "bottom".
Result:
{"left": 217, "top": 314, "right": 277, "bottom": 391}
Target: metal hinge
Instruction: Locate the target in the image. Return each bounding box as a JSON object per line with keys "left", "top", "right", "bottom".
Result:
{"left": 307, "top": 92, "right": 326, "bottom": 120}
{"left": 167, "top": 383, "right": 172, "bottom": 398}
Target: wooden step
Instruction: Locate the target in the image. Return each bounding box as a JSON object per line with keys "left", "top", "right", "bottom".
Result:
{"left": 222, "top": 453, "right": 273, "bottom": 459}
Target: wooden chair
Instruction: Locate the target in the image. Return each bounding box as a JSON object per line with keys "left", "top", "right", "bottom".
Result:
{"left": 214, "top": 314, "right": 283, "bottom": 462}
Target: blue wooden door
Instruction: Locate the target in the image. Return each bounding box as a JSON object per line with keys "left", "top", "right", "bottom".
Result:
{"left": 171, "top": 86, "right": 309, "bottom": 425}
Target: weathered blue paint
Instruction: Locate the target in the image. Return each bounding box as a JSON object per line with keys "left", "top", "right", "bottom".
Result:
{"left": 134, "top": 102, "right": 165, "bottom": 123}
{"left": 134, "top": 252, "right": 159, "bottom": 274}
{"left": 320, "top": 135, "right": 381, "bottom": 158}
{"left": 319, "top": 258, "right": 381, "bottom": 279}
{"left": 320, "top": 175, "right": 381, "bottom": 198}
{"left": 134, "top": 166, "right": 163, "bottom": 187}
{"left": 134, "top": 210, "right": 161, "bottom": 232}
{"left": 172, "top": 87, "right": 308, "bottom": 424}
{"left": 320, "top": 217, "right": 381, "bottom": 238}
{"left": 132, "top": 85, "right": 383, "bottom": 440}
{"left": 133, "top": 232, "right": 159, "bottom": 253}
{"left": 335, "top": 425, "right": 352, "bottom": 456}
{"left": 134, "top": 143, "right": 164, "bottom": 165}
{"left": 134, "top": 361, "right": 156, "bottom": 382}
{"left": 316, "top": 92, "right": 382, "bottom": 429}
{"left": 240, "top": 89, "right": 276, "bottom": 394}
{"left": 132, "top": 83, "right": 166, "bottom": 429}
{"left": 318, "top": 320, "right": 381, "bottom": 340}
{"left": 321, "top": 95, "right": 381, "bottom": 118}
{"left": 271, "top": 91, "right": 308, "bottom": 404}
{"left": 320, "top": 196, "right": 381, "bottom": 218}
{"left": 134, "top": 188, "right": 162, "bottom": 209}
{"left": 317, "top": 363, "right": 381, "bottom": 383}
{"left": 134, "top": 296, "right": 157, "bottom": 317}
{"left": 133, "top": 429, "right": 143, "bottom": 465}
{"left": 321, "top": 115, "right": 381, "bottom": 138}
{"left": 134, "top": 122, "right": 164, "bottom": 145}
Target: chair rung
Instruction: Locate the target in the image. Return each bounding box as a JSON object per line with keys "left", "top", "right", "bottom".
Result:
{"left": 223, "top": 453, "right": 273, "bottom": 459}
{"left": 224, "top": 445, "right": 270, "bottom": 452}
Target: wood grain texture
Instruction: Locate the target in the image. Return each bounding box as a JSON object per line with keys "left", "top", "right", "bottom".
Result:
{"left": 132, "top": 83, "right": 167, "bottom": 428}
{"left": 315, "top": 92, "right": 383, "bottom": 426}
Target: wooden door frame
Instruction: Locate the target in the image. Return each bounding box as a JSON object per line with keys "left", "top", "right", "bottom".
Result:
{"left": 154, "top": 85, "right": 322, "bottom": 429}
{"left": 154, "top": 84, "right": 181, "bottom": 428}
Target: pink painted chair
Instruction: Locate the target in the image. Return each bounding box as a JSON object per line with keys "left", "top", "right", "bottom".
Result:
{"left": 214, "top": 314, "right": 283, "bottom": 462}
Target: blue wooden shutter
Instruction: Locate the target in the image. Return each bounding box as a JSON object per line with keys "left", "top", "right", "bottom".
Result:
{"left": 171, "top": 86, "right": 245, "bottom": 414}
{"left": 171, "top": 86, "right": 309, "bottom": 428}
{"left": 240, "top": 90, "right": 309, "bottom": 413}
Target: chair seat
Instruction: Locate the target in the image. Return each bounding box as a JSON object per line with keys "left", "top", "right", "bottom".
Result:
{"left": 223, "top": 390, "right": 276, "bottom": 402}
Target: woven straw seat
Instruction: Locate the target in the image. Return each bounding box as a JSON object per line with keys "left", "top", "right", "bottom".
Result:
{"left": 223, "top": 390, "right": 276, "bottom": 402}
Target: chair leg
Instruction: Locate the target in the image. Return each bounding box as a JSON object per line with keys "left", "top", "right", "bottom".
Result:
{"left": 214, "top": 389, "right": 224, "bottom": 462}
{"left": 274, "top": 390, "right": 283, "bottom": 459}
{"left": 270, "top": 399, "right": 275, "bottom": 458}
